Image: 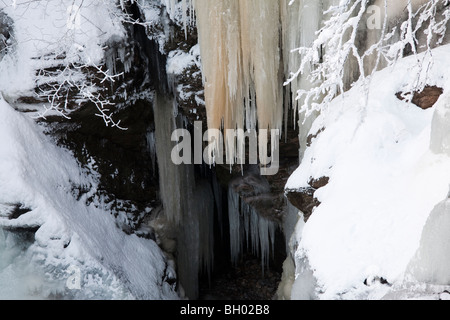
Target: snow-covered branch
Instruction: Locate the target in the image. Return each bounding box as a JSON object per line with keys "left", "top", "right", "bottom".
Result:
{"left": 35, "top": 60, "right": 127, "bottom": 129}
{"left": 25, "top": 0, "right": 141, "bottom": 130}
{"left": 287, "top": 0, "right": 450, "bottom": 116}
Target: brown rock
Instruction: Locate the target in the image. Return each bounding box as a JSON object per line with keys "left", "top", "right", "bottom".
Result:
{"left": 306, "top": 128, "right": 325, "bottom": 147}
{"left": 308, "top": 176, "right": 330, "bottom": 190}
{"left": 286, "top": 188, "right": 320, "bottom": 222}
{"left": 286, "top": 176, "right": 330, "bottom": 222}
{"left": 396, "top": 85, "right": 443, "bottom": 110}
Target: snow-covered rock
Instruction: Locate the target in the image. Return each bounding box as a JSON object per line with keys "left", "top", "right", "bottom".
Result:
{"left": 0, "top": 95, "right": 178, "bottom": 299}
{"left": 286, "top": 44, "right": 450, "bottom": 300}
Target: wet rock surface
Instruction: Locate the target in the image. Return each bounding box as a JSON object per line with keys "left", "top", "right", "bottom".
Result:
{"left": 199, "top": 254, "right": 282, "bottom": 301}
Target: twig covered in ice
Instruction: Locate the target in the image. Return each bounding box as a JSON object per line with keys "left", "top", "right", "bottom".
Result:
{"left": 286, "top": 0, "right": 450, "bottom": 116}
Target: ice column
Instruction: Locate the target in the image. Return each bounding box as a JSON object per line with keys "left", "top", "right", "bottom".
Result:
{"left": 152, "top": 93, "right": 215, "bottom": 299}
{"left": 228, "top": 186, "right": 277, "bottom": 273}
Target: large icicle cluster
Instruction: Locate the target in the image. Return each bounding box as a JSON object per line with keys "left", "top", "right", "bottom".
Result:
{"left": 162, "top": 0, "right": 333, "bottom": 157}
{"left": 280, "top": 0, "right": 329, "bottom": 157}
{"left": 194, "top": 0, "right": 283, "bottom": 135}
{"left": 228, "top": 186, "right": 277, "bottom": 274}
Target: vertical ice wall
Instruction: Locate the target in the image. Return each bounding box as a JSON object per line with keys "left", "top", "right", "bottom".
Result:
{"left": 280, "top": 0, "right": 326, "bottom": 158}
{"left": 408, "top": 197, "right": 450, "bottom": 285}
{"left": 152, "top": 93, "right": 215, "bottom": 299}
{"left": 153, "top": 93, "right": 188, "bottom": 226}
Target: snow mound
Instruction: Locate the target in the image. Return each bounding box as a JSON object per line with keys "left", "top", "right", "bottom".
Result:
{"left": 286, "top": 44, "right": 450, "bottom": 300}
{"left": 0, "top": 96, "right": 178, "bottom": 300}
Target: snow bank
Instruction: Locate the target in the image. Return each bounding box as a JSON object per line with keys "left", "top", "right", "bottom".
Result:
{"left": 286, "top": 45, "right": 450, "bottom": 299}
{"left": 409, "top": 196, "right": 450, "bottom": 285}
{"left": 0, "top": 96, "right": 178, "bottom": 299}
{"left": 407, "top": 88, "right": 450, "bottom": 288}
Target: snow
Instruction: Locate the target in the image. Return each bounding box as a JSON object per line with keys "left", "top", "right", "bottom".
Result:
{"left": 409, "top": 197, "right": 450, "bottom": 284}
{"left": 0, "top": 95, "right": 178, "bottom": 300}
{"left": 166, "top": 44, "right": 201, "bottom": 97}
{"left": 0, "top": 1, "right": 178, "bottom": 299}
{"left": 0, "top": 0, "right": 126, "bottom": 114}
{"left": 286, "top": 44, "right": 450, "bottom": 300}
{"left": 167, "top": 44, "right": 201, "bottom": 76}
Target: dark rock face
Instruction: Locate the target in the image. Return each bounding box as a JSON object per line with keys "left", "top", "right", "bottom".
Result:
{"left": 45, "top": 98, "right": 159, "bottom": 229}
{"left": 36, "top": 8, "right": 165, "bottom": 232}
{"left": 286, "top": 176, "right": 329, "bottom": 222}
{"left": 7, "top": 204, "right": 32, "bottom": 220}
{"left": 230, "top": 166, "right": 284, "bottom": 223}
{"left": 309, "top": 176, "right": 330, "bottom": 190}
{"left": 286, "top": 188, "right": 320, "bottom": 222}
{"left": 396, "top": 85, "right": 443, "bottom": 110}
{"left": 0, "top": 203, "right": 39, "bottom": 234}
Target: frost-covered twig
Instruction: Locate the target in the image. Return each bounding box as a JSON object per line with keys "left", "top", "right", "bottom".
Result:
{"left": 28, "top": 0, "right": 138, "bottom": 129}
{"left": 35, "top": 60, "right": 127, "bottom": 130}
{"left": 287, "top": 0, "right": 450, "bottom": 115}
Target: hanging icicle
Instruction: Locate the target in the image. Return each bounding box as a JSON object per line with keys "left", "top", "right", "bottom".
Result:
{"left": 194, "top": 0, "right": 284, "bottom": 136}
{"left": 162, "top": 0, "right": 195, "bottom": 38}
{"left": 228, "top": 185, "right": 277, "bottom": 274}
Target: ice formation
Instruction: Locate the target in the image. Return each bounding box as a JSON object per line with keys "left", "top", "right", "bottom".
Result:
{"left": 0, "top": 95, "right": 178, "bottom": 300}
{"left": 280, "top": 0, "right": 329, "bottom": 157}
{"left": 408, "top": 196, "right": 450, "bottom": 285}
{"left": 165, "top": 0, "right": 337, "bottom": 158}
{"left": 228, "top": 186, "right": 277, "bottom": 274}
{"left": 430, "top": 90, "right": 450, "bottom": 156}
{"left": 408, "top": 85, "right": 450, "bottom": 286}
{"left": 194, "top": 0, "right": 283, "bottom": 137}
{"left": 153, "top": 93, "right": 215, "bottom": 299}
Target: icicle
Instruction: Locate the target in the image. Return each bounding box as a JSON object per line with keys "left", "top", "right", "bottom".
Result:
{"left": 228, "top": 185, "right": 277, "bottom": 273}
{"left": 162, "top": 0, "right": 193, "bottom": 38}
{"left": 194, "top": 0, "right": 284, "bottom": 156}
{"left": 228, "top": 186, "right": 242, "bottom": 266}
{"left": 212, "top": 171, "right": 224, "bottom": 238}
{"left": 118, "top": 47, "right": 131, "bottom": 74}
{"left": 196, "top": 181, "right": 215, "bottom": 281}
{"left": 146, "top": 130, "right": 157, "bottom": 176}
{"left": 105, "top": 48, "right": 118, "bottom": 76}
{"left": 280, "top": 0, "right": 324, "bottom": 159}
